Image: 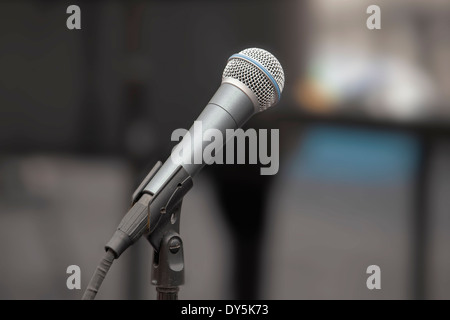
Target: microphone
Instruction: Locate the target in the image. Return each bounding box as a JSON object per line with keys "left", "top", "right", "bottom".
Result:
{"left": 106, "top": 47, "right": 285, "bottom": 256}
{"left": 82, "top": 48, "right": 284, "bottom": 300}
{"left": 145, "top": 48, "right": 285, "bottom": 195}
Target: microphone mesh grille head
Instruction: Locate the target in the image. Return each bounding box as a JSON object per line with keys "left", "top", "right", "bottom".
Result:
{"left": 223, "top": 48, "right": 285, "bottom": 111}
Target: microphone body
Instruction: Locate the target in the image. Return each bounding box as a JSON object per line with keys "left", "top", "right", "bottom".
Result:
{"left": 144, "top": 78, "right": 258, "bottom": 195}
{"left": 106, "top": 48, "right": 284, "bottom": 256}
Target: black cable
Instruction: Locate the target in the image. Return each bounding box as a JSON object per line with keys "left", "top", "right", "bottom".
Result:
{"left": 82, "top": 193, "right": 152, "bottom": 300}
{"left": 82, "top": 249, "right": 116, "bottom": 300}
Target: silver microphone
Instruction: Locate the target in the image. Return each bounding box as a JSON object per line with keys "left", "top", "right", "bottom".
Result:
{"left": 103, "top": 48, "right": 285, "bottom": 259}
{"left": 83, "top": 49, "right": 285, "bottom": 300}
{"left": 144, "top": 48, "right": 285, "bottom": 195}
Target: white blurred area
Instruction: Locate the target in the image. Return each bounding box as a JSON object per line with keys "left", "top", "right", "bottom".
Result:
{"left": 296, "top": 0, "right": 450, "bottom": 121}
{"left": 260, "top": 0, "right": 450, "bottom": 300}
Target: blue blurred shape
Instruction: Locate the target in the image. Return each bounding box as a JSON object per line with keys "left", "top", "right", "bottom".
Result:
{"left": 289, "top": 126, "right": 419, "bottom": 184}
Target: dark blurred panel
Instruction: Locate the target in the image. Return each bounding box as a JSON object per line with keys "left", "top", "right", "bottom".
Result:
{"left": 0, "top": 2, "right": 84, "bottom": 152}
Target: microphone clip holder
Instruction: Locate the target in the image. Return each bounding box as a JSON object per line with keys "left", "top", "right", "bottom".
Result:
{"left": 131, "top": 161, "right": 193, "bottom": 300}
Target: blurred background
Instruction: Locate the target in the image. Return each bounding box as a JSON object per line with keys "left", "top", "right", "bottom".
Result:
{"left": 1, "top": 0, "right": 450, "bottom": 299}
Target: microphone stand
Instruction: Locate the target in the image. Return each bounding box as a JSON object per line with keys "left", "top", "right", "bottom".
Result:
{"left": 131, "top": 161, "right": 191, "bottom": 300}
